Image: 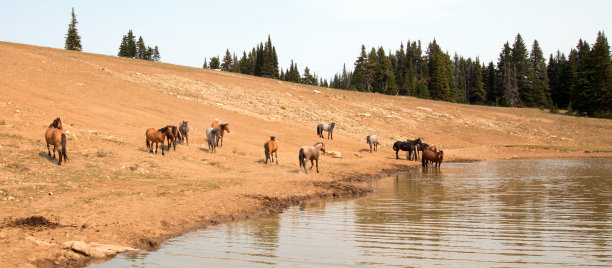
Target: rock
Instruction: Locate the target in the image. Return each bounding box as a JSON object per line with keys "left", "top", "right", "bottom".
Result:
{"left": 48, "top": 192, "right": 53, "bottom": 196}
{"left": 357, "top": 113, "right": 371, "bottom": 117}
{"left": 512, "top": 155, "right": 519, "bottom": 159}
{"left": 313, "top": 90, "right": 321, "bottom": 94}
{"left": 352, "top": 153, "right": 362, "bottom": 158}
{"left": 327, "top": 151, "right": 342, "bottom": 158}
{"left": 62, "top": 241, "right": 137, "bottom": 258}
{"left": 26, "top": 236, "right": 53, "bottom": 247}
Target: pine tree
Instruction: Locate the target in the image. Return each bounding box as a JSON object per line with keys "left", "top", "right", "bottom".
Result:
{"left": 427, "top": 40, "right": 452, "bottom": 101}
{"left": 64, "top": 7, "right": 82, "bottom": 51}
{"left": 484, "top": 62, "right": 496, "bottom": 104}
{"left": 495, "top": 42, "right": 513, "bottom": 106}
{"left": 231, "top": 53, "right": 240, "bottom": 73}
{"left": 136, "top": 36, "right": 146, "bottom": 59}
{"left": 153, "top": 46, "right": 161, "bottom": 62}
{"left": 118, "top": 35, "right": 129, "bottom": 57}
{"left": 352, "top": 45, "right": 369, "bottom": 91}
{"left": 503, "top": 63, "right": 519, "bottom": 106}
{"left": 126, "top": 30, "right": 137, "bottom": 58}
{"left": 470, "top": 58, "right": 486, "bottom": 104}
{"left": 203, "top": 58, "right": 208, "bottom": 69}
{"left": 529, "top": 39, "right": 550, "bottom": 107}
{"left": 511, "top": 34, "right": 531, "bottom": 106}
{"left": 209, "top": 56, "right": 220, "bottom": 69}
{"left": 239, "top": 52, "right": 249, "bottom": 74}
{"left": 577, "top": 32, "right": 612, "bottom": 117}
{"left": 221, "top": 49, "right": 233, "bottom": 71}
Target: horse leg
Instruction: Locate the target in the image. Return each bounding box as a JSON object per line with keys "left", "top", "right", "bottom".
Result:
{"left": 369, "top": 144, "right": 372, "bottom": 153}
{"left": 310, "top": 159, "right": 314, "bottom": 170}
{"left": 57, "top": 149, "right": 62, "bottom": 165}
{"left": 275, "top": 152, "right": 278, "bottom": 164}
{"left": 47, "top": 144, "right": 51, "bottom": 156}
{"left": 396, "top": 150, "right": 399, "bottom": 159}
{"left": 52, "top": 145, "right": 57, "bottom": 159}
{"left": 186, "top": 134, "right": 189, "bottom": 146}
{"left": 316, "top": 159, "right": 319, "bottom": 173}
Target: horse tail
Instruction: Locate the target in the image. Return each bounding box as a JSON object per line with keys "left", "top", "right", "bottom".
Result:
{"left": 299, "top": 148, "right": 305, "bottom": 168}
{"left": 146, "top": 137, "right": 150, "bottom": 149}
{"left": 264, "top": 142, "right": 270, "bottom": 163}
{"left": 61, "top": 133, "right": 68, "bottom": 161}
{"left": 316, "top": 125, "right": 321, "bottom": 136}
{"left": 392, "top": 143, "right": 398, "bottom": 151}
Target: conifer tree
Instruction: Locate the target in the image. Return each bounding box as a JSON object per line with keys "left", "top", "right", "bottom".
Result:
{"left": 529, "top": 39, "right": 550, "bottom": 107}
{"left": 64, "top": 7, "right": 82, "bottom": 51}
{"left": 352, "top": 45, "right": 369, "bottom": 91}
{"left": 511, "top": 34, "right": 531, "bottom": 106}
{"left": 153, "top": 46, "right": 161, "bottom": 62}
{"left": 209, "top": 56, "right": 220, "bottom": 69}
{"left": 221, "top": 49, "right": 233, "bottom": 71}
{"left": 136, "top": 36, "right": 146, "bottom": 59}
{"left": 203, "top": 58, "right": 208, "bottom": 69}
{"left": 427, "top": 40, "right": 452, "bottom": 101}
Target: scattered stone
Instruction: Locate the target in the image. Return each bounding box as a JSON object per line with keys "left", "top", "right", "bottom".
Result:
{"left": 352, "top": 153, "right": 362, "bottom": 158}
{"left": 7, "top": 196, "right": 15, "bottom": 201}
{"left": 313, "top": 90, "right": 321, "bottom": 94}
{"left": 357, "top": 113, "right": 371, "bottom": 117}
{"left": 26, "top": 236, "right": 53, "bottom": 247}
{"left": 327, "top": 151, "right": 342, "bottom": 158}
{"left": 48, "top": 192, "right": 53, "bottom": 196}
{"left": 512, "top": 155, "right": 519, "bottom": 159}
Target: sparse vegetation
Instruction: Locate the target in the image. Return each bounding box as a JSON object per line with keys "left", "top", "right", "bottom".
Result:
{"left": 0, "top": 119, "right": 6, "bottom": 125}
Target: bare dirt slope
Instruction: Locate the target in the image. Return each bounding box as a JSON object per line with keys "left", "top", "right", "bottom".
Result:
{"left": 0, "top": 42, "right": 610, "bottom": 267}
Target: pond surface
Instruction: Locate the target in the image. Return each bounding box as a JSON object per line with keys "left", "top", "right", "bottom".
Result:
{"left": 94, "top": 159, "right": 612, "bottom": 267}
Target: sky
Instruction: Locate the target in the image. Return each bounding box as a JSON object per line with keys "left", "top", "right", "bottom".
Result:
{"left": 1, "top": 0, "right": 611, "bottom": 80}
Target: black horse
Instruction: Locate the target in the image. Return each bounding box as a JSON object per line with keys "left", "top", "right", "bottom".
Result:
{"left": 406, "top": 138, "right": 423, "bottom": 160}
{"left": 393, "top": 141, "right": 416, "bottom": 160}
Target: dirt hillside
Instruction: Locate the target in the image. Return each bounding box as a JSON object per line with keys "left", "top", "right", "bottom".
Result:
{"left": 0, "top": 42, "right": 610, "bottom": 267}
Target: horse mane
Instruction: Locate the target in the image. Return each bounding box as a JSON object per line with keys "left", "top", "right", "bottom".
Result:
{"left": 220, "top": 123, "right": 229, "bottom": 130}
{"left": 313, "top": 142, "right": 324, "bottom": 146}
{"left": 270, "top": 136, "right": 275, "bottom": 141}
{"left": 158, "top": 126, "right": 169, "bottom": 132}
{"left": 49, "top": 118, "right": 61, "bottom": 128}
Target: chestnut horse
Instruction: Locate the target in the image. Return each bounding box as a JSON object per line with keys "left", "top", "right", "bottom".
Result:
{"left": 45, "top": 117, "right": 68, "bottom": 165}
{"left": 264, "top": 136, "right": 278, "bottom": 164}
{"left": 211, "top": 121, "right": 230, "bottom": 147}
{"left": 422, "top": 150, "right": 444, "bottom": 168}
{"left": 299, "top": 142, "right": 326, "bottom": 174}
{"left": 146, "top": 126, "right": 170, "bottom": 155}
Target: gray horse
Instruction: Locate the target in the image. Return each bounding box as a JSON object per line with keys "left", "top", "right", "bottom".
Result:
{"left": 179, "top": 121, "right": 189, "bottom": 146}
{"left": 366, "top": 135, "right": 379, "bottom": 153}
{"left": 298, "top": 142, "right": 326, "bottom": 174}
{"left": 206, "top": 127, "right": 221, "bottom": 153}
{"left": 317, "top": 122, "right": 335, "bottom": 140}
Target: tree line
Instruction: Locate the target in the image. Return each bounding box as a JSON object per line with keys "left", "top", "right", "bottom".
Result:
{"left": 329, "top": 32, "right": 611, "bottom": 118}
{"left": 203, "top": 35, "right": 327, "bottom": 86}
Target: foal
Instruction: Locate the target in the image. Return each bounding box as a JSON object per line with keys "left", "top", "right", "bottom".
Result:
{"left": 179, "top": 121, "right": 189, "bottom": 145}
{"left": 298, "top": 142, "right": 326, "bottom": 174}
{"left": 264, "top": 136, "right": 279, "bottom": 164}
{"left": 366, "top": 135, "right": 379, "bottom": 153}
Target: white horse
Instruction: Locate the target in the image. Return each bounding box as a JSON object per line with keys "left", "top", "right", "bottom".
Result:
{"left": 366, "top": 135, "right": 378, "bottom": 153}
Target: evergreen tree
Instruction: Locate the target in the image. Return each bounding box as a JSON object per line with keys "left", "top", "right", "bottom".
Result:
{"left": 136, "top": 36, "right": 146, "bottom": 59}
{"left": 511, "top": 33, "right": 531, "bottom": 106}
{"left": 209, "top": 56, "right": 220, "bottom": 69}
{"left": 528, "top": 39, "right": 550, "bottom": 107}
{"left": 495, "top": 42, "right": 513, "bottom": 106}
{"left": 239, "top": 51, "right": 249, "bottom": 74}
{"left": 484, "top": 62, "right": 496, "bottom": 104}
{"left": 352, "top": 45, "right": 369, "bottom": 91}
{"left": 64, "top": 7, "right": 82, "bottom": 51}
{"left": 153, "top": 46, "right": 161, "bottom": 62}
{"left": 302, "top": 66, "right": 315, "bottom": 85}
{"left": 575, "top": 32, "right": 612, "bottom": 117}
{"left": 118, "top": 35, "right": 130, "bottom": 57}
{"left": 231, "top": 53, "right": 240, "bottom": 73}
{"left": 427, "top": 40, "right": 452, "bottom": 101}
{"left": 503, "top": 63, "right": 519, "bottom": 106}
{"left": 203, "top": 58, "right": 208, "bottom": 69}
{"left": 469, "top": 58, "right": 486, "bottom": 104}
{"left": 221, "top": 49, "right": 233, "bottom": 71}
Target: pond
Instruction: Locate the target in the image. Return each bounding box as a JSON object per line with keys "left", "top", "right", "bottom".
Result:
{"left": 94, "top": 159, "right": 612, "bottom": 267}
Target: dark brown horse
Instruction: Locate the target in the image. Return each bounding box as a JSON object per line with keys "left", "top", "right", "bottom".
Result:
{"left": 45, "top": 117, "right": 67, "bottom": 165}
{"left": 146, "top": 126, "right": 170, "bottom": 155}
{"left": 264, "top": 136, "right": 279, "bottom": 164}
{"left": 422, "top": 150, "right": 444, "bottom": 168}
{"left": 166, "top": 125, "right": 181, "bottom": 151}
{"left": 179, "top": 121, "right": 189, "bottom": 145}
{"left": 211, "top": 120, "right": 230, "bottom": 147}
{"left": 299, "top": 142, "right": 326, "bottom": 174}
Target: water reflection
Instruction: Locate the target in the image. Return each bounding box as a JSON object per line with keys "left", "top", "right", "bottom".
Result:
{"left": 94, "top": 159, "right": 612, "bottom": 267}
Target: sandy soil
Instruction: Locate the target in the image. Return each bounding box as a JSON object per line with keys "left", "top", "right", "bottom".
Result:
{"left": 0, "top": 42, "right": 610, "bottom": 267}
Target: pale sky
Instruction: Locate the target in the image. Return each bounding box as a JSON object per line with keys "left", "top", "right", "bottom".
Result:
{"left": 1, "top": 0, "right": 610, "bottom": 79}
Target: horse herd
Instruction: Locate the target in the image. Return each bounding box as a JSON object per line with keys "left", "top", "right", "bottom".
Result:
{"left": 44, "top": 118, "right": 443, "bottom": 172}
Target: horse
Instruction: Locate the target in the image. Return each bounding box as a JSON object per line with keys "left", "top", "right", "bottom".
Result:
{"left": 393, "top": 141, "right": 416, "bottom": 160}
{"left": 366, "top": 135, "right": 378, "bottom": 153}
{"left": 405, "top": 138, "right": 423, "bottom": 160}
{"left": 206, "top": 127, "right": 221, "bottom": 153}
{"left": 146, "top": 126, "right": 170, "bottom": 155}
{"left": 317, "top": 122, "right": 335, "bottom": 140}
{"left": 422, "top": 150, "right": 444, "bottom": 168}
{"left": 166, "top": 125, "right": 181, "bottom": 151}
{"left": 45, "top": 117, "right": 67, "bottom": 165}
{"left": 178, "top": 121, "right": 189, "bottom": 146}
{"left": 211, "top": 121, "right": 230, "bottom": 147}
{"left": 264, "top": 136, "right": 279, "bottom": 164}
{"left": 298, "top": 142, "right": 326, "bottom": 174}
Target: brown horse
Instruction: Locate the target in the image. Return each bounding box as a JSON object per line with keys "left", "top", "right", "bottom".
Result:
{"left": 146, "top": 126, "right": 170, "bottom": 155}
{"left": 422, "top": 150, "right": 444, "bottom": 168}
{"left": 166, "top": 125, "right": 181, "bottom": 151}
{"left": 211, "top": 121, "right": 230, "bottom": 147}
{"left": 264, "top": 136, "right": 279, "bottom": 164}
{"left": 298, "top": 142, "right": 326, "bottom": 174}
{"left": 45, "top": 117, "right": 67, "bottom": 165}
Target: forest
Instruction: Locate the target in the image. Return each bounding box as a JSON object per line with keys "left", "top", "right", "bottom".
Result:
{"left": 209, "top": 32, "right": 611, "bottom": 119}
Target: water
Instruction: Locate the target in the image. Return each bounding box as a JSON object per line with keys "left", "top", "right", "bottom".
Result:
{"left": 94, "top": 159, "right": 612, "bottom": 267}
